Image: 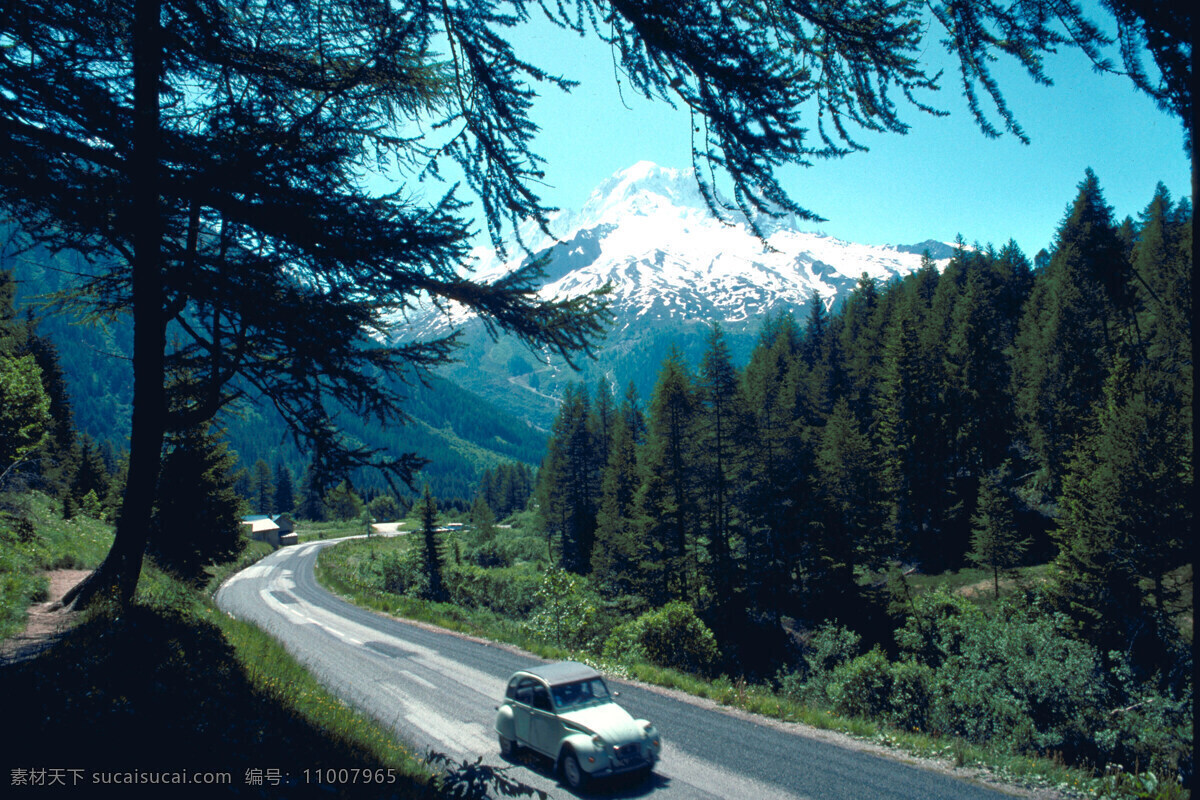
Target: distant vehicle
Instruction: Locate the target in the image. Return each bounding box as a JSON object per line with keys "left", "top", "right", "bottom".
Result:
{"left": 495, "top": 661, "right": 661, "bottom": 789}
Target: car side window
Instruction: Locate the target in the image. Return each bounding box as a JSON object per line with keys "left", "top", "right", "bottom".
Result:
{"left": 532, "top": 683, "right": 552, "bottom": 712}
{"left": 515, "top": 678, "right": 534, "bottom": 705}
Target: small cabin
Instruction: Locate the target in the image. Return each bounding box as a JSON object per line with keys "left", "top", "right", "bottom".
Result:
{"left": 241, "top": 514, "right": 282, "bottom": 547}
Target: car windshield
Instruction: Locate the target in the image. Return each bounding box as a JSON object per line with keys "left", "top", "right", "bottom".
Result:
{"left": 551, "top": 678, "right": 610, "bottom": 711}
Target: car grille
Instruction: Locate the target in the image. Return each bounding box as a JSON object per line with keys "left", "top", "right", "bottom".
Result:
{"left": 613, "top": 743, "right": 641, "bottom": 763}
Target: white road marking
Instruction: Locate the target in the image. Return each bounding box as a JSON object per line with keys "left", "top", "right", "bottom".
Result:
{"left": 399, "top": 669, "right": 438, "bottom": 691}
{"left": 378, "top": 685, "right": 495, "bottom": 756}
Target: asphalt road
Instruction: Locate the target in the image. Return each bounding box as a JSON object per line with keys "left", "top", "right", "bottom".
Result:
{"left": 215, "top": 539, "right": 1028, "bottom": 800}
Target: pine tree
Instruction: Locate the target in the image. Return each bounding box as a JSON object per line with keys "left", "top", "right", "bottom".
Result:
{"left": 1012, "top": 170, "right": 1133, "bottom": 496}
{"left": 536, "top": 384, "right": 600, "bottom": 573}
{"left": 696, "top": 323, "right": 745, "bottom": 637}
{"left": 638, "top": 347, "right": 699, "bottom": 604}
{"left": 418, "top": 485, "right": 445, "bottom": 602}
{"left": 250, "top": 458, "right": 274, "bottom": 515}
{"left": 148, "top": 421, "right": 247, "bottom": 585}
{"left": 273, "top": 460, "right": 296, "bottom": 515}
{"left": 738, "top": 327, "right": 805, "bottom": 620}
{"left": 875, "top": 285, "right": 935, "bottom": 566}
{"left": 324, "top": 480, "right": 364, "bottom": 522}
{"left": 24, "top": 323, "right": 77, "bottom": 498}
{"left": 69, "top": 433, "right": 110, "bottom": 514}
{"left": 966, "top": 465, "right": 1029, "bottom": 599}
{"left": 591, "top": 394, "right": 647, "bottom": 606}
{"left": 838, "top": 274, "right": 885, "bottom": 421}
{"left": 0, "top": 352, "right": 52, "bottom": 484}
{"left": 298, "top": 462, "right": 327, "bottom": 522}
{"left": 1053, "top": 353, "right": 1191, "bottom": 669}
{"left": 813, "top": 398, "right": 889, "bottom": 597}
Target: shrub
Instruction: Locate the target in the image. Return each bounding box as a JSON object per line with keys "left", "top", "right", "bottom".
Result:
{"left": 602, "top": 618, "right": 646, "bottom": 664}
{"left": 926, "top": 600, "right": 1107, "bottom": 760}
{"left": 603, "top": 601, "right": 720, "bottom": 675}
{"left": 524, "top": 568, "right": 604, "bottom": 652}
{"left": 827, "top": 647, "right": 893, "bottom": 720}
{"left": 380, "top": 548, "right": 427, "bottom": 597}
{"left": 444, "top": 564, "right": 541, "bottom": 617}
{"left": 785, "top": 621, "right": 862, "bottom": 707}
{"left": 887, "top": 658, "right": 934, "bottom": 731}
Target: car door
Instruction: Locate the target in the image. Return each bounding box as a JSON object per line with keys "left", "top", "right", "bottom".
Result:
{"left": 528, "top": 682, "right": 565, "bottom": 756}
{"left": 512, "top": 677, "right": 536, "bottom": 747}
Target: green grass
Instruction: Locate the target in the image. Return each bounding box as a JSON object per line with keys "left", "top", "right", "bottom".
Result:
{"left": 0, "top": 492, "right": 113, "bottom": 637}
{"left": 315, "top": 535, "right": 1190, "bottom": 800}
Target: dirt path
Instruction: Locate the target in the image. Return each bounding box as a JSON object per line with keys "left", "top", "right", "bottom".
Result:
{"left": 0, "top": 569, "right": 90, "bottom": 664}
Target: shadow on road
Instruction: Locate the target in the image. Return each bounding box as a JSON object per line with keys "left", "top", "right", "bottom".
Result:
{"left": 500, "top": 749, "right": 669, "bottom": 798}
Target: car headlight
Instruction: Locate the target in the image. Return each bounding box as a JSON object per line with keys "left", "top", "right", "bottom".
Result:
{"left": 591, "top": 734, "right": 604, "bottom": 749}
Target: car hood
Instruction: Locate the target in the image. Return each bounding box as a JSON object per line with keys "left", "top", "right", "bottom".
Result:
{"left": 559, "top": 703, "right": 643, "bottom": 744}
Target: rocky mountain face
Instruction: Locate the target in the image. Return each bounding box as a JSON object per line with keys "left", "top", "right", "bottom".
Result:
{"left": 410, "top": 162, "right": 952, "bottom": 430}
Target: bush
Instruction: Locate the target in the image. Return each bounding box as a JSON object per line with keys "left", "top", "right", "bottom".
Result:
{"left": 379, "top": 548, "right": 427, "bottom": 597}
{"left": 782, "top": 621, "right": 862, "bottom": 707}
{"left": 603, "top": 601, "right": 720, "bottom": 675}
{"left": 887, "top": 658, "right": 934, "bottom": 731}
{"left": 827, "top": 647, "right": 893, "bottom": 720}
{"left": 924, "top": 597, "right": 1108, "bottom": 761}
{"left": 444, "top": 564, "right": 541, "bottom": 617}
{"left": 524, "top": 568, "right": 604, "bottom": 652}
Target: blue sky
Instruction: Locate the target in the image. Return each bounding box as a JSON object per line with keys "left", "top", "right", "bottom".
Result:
{"left": 490, "top": 11, "right": 1191, "bottom": 259}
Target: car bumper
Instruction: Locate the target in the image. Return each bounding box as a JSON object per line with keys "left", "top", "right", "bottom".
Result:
{"left": 584, "top": 747, "right": 658, "bottom": 778}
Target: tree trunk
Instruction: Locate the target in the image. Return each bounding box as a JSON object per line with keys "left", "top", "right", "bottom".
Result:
{"left": 59, "top": 0, "right": 164, "bottom": 610}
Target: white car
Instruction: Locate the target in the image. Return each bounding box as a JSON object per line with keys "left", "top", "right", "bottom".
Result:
{"left": 495, "top": 661, "right": 661, "bottom": 789}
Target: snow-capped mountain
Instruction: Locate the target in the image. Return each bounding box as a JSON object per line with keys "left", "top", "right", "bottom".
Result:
{"left": 410, "top": 161, "right": 953, "bottom": 429}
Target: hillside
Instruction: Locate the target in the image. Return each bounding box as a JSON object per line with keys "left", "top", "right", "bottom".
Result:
{"left": 5, "top": 236, "right": 546, "bottom": 503}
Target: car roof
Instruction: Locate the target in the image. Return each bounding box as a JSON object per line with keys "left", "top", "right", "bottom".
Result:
{"left": 519, "top": 661, "right": 603, "bottom": 687}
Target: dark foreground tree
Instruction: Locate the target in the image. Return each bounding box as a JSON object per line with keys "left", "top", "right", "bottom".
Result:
{"left": 1, "top": 1, "right": 1186, "bottom": 608}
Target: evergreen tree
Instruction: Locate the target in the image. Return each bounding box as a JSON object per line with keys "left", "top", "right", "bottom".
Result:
{"left": 298, "top": 462, "right": 328, "bottom": 522}
{"left": 324, "top": 480, "right": 364, "bottom": 522}
{"left": 875, "top": 285, "right": 936, "bottom": 566}
{"left": 1012, "top": 170, "right": 1133, "bottom": 496}
{"left": 273, "top": 459, "right": 296, "bottom": 515}
{"left": 418, "top": 485, "right": 445, "bottom": 602}
{"left": 621, "top": 381, "right": 648, "bottom": 446}
{"left": 537, "top": 384, "right": 600, "bottom": 573}
{"left": 738, "top": 328, "right": 805, "bottom": 620}
{"left": 966, "top": 465, "right": 1029, "bottom": 599}
{"left": 69, "top": 433, "right": 111, "bottom": 515}
{"left": 0, "top": 352, "right": 52, "bottom": 484}
{"left": 838, "top": 274, "right": 885, "bottom": 421}
{"left": 588, "top": 379, "right": 617, "bottom": 471}
{"left": 250, "top": 458, "right": 274, "bottom": 515}
{"left": 696, "top": 323, "right": 745, "bottom": 638}
{"left": 1052, "top": 352, "right": 1191, "bottom": 671}
{"left": 638, "top": 347, "right": 700, "bottom": 604}
{"left": 148, "top": 422, "right": 247, "bottom": 585}
{"left": 812, "top": 398, "right": 888, "bottom": 621}
{"left": 591, "top": 393, "right": 646, "bottom": 606}
{"left": 24, "top": 323, "right": 77, "bottom": 497}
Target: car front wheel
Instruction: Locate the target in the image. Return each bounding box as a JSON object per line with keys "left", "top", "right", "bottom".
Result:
{"left": 498, "top": 735, "right": 517, "bottom": 758}
{"left": 561, "top": 749, "right": 587, "bottom": 790}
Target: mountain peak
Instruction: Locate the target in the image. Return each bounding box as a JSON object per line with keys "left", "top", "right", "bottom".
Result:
{"left": 580, "top": 161, "right": 708, "bottom": 225}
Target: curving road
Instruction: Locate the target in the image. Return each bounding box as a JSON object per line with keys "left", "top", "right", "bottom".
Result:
{"left": 215, "top": 539, "right": 1030, "bottom": 800}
